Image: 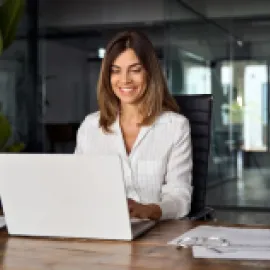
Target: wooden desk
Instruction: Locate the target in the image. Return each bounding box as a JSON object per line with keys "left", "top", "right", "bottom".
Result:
{"left": 0, "top": 220, "right": 270, "bottom": 269}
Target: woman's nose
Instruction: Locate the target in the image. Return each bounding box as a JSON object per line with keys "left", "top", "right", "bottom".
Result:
{"left": 120, "top": 71, "right": 131, "bottom": 83}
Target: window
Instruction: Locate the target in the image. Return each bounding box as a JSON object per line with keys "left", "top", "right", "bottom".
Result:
{"left": 184, "top": 64, "right": 211, "bottom": 94}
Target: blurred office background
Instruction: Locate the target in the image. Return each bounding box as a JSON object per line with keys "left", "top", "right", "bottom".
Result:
{"left": 1, "top": 0, "right": 270, "bottom": 224}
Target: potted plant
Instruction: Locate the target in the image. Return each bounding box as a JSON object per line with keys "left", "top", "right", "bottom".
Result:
{"left": 0, "top": 0, "right": 25, "bottom": 153}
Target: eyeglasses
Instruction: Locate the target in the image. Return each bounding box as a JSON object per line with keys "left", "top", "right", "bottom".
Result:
{"left": 177, "top": 236, "right": 270, "bottom": 253}
{"left": 177, "top": 236, "right": 229, "bottom": 249}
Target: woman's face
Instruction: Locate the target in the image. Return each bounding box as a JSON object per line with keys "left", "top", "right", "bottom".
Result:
{"left": 110, "top": 48, "right": 147, "bottom": 106}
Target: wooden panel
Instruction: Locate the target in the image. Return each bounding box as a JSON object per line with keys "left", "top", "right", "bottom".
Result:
{"left": 0, "top": 220, "right": 269, "bottom": 269}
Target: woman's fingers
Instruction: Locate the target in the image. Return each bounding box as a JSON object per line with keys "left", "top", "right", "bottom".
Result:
{"left": 129, "top": 203, "right": 149, "bottom": 219}
{"left": 128, "top": 199, "right": 159, "bottom": 219}
{"left": 127, "top": 198, "right": 136, "bottom": 212}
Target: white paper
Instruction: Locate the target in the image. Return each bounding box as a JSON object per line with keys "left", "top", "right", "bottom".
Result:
{"left": 192, "top": 246, "right": 270, "bottom": 260}
{"left": 168, "top": 225, "right": 270, "bottom": 260}
{"left": 0, "top": 216, "right": 5, "bottom": 228}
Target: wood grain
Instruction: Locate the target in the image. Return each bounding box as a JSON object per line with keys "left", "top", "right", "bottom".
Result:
{"left": 0, "top": 220, "right": 270, "bottom": 269}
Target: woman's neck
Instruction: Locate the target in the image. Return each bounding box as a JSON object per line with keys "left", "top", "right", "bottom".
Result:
{"left": 120, "top": 104, "right": 142, "bottom": 125}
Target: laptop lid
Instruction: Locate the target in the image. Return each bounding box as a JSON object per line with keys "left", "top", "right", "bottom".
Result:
{"left": 0, "top": 154, "right": 133, "bottom": 240}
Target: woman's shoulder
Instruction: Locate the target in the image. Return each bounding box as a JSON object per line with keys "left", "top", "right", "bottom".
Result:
{"left": 158, "top": 112, "right": 190, "bottom": 143}
{"left": 158, "top": 111, "right": 189, "bottom": 126}
{"left": 79, "top": 111, "right": 100, "bottom": 129}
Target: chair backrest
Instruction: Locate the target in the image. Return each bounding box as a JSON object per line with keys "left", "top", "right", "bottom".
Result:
{"left": 173, "top": 94, "right": 213, "bottom": 215}
{"left": 45, "top": 123, "right": 79, "bottom": 152}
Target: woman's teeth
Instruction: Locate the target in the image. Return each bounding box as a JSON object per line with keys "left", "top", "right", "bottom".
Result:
{"left": 120, "top": 88, "right": 134, "bottom": 93}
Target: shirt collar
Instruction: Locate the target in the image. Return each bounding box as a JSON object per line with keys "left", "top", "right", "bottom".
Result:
{"left": 93, "top": 111, "right": 171, "bottom": 129}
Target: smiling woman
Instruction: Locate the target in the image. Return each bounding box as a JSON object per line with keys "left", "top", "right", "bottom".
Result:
{"left": 110, "top": 48, "right": 147, "bottom": 107}
{"left": 75, "top": 31, "right": 193, "bottom": 221}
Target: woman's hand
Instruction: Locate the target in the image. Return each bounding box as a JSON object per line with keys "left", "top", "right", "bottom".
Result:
{"left": 128, "top": 199, "right": 162, "bottom": 220}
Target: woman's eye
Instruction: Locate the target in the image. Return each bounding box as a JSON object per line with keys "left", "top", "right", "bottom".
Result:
{"left": 111, "top": 69, "right": 119, "bottom": 74}
{"left": 131, "top": 68, "right": 142, "bottom": 73}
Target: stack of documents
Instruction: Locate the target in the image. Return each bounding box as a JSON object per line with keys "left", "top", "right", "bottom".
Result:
{"left": 168, "top": 225, "right": 270, "bottom": 260}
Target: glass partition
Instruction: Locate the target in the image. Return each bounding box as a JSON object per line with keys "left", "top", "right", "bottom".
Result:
{"left": 165, "top": 0, "right": 270, "bottom": 212}
{"left": 37, "top": 0, "right": 270, "bottom": 214}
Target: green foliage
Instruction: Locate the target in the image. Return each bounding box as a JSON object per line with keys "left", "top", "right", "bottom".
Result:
{"left": 0, "top": 0, "right": 25, "bottom": 54}
{"left": 0, "top": 113, "right": 11, "bottom": 149}
{"left": 0, "top": 113, "right": 25, "bottom": 152}
{"left": 4, "top": 142, "right": 25, "bottom": 152}
{"left": 0, "top": 0, "right": 25, "bottom": 152}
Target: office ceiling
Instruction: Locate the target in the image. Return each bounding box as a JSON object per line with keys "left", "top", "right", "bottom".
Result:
{"left": 16, "top": 0, "right": 270, "bottom": 60}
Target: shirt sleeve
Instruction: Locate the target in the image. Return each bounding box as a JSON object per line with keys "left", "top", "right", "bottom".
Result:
{"left": 157, "top": 117, "right": 193, "bottom": 220}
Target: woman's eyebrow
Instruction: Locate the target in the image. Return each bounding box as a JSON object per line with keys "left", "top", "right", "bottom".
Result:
{"left": 129, "top": 63, "right": 142, "bottom": 68}
{"left": 111, "top": 63, "right": 142, "bottom": 69}
{"left": 111, "top": 65, "right": 120, "bottom": 69}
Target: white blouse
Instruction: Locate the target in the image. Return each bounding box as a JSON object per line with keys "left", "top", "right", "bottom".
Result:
{"left": 75, "top": 111, "right": 193, "bottom": 220}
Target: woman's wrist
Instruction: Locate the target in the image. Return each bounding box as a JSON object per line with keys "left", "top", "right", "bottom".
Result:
{"left": 147, "top": 204, "right": 162, "bottom": 220}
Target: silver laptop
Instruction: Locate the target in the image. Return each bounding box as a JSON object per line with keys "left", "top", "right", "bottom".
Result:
{"left": 0, "top": 154, "right": 156, "bottom": 240}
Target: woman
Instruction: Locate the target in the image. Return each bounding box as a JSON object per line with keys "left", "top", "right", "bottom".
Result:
{"left": 75, "top": 30, "right": 192, "bottom": 220}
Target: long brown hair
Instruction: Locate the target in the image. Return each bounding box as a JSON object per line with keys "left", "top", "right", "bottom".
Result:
{"left": 97, "top": 30, "right": 179, "bottom": 133}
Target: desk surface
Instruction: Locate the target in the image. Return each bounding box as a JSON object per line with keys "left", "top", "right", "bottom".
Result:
{"left": 0, "top": 220, "right": 270, "bottom": 270}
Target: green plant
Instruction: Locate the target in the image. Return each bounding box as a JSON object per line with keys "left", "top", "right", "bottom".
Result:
{"left": 0, "top": 0, "right": 25, "bottom": 152}
{"left": 0, "top": 110, "right": 24, "bottom": 152}
{"left": 0, "top": 0, "right": 25, "bottom": 55}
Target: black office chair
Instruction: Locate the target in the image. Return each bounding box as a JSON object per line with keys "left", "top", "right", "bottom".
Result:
{"left": 173, "top": 94, "right": 215, "bottom": 221}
